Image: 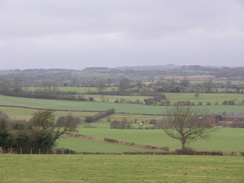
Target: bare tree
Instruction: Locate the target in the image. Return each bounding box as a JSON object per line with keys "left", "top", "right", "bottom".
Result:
{"left": 162, "top": 104, "right": 215, "bottom": 149}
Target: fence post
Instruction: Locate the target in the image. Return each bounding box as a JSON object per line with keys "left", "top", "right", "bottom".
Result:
{"left": 62, "top": 149, "right": 64, "bottom": 155}
{"left": 39, "top": 148, "right": 41, "bottom": 154}
{"left": 30, "top": 149, "right": 32, "bottom": 154}
{"left": 20, "top": 148, "right": 22, "bottom": 154}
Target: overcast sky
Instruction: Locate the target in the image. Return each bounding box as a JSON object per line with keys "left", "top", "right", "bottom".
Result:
{"left": 0, "top": 0, "right": 244, "bottom": 70}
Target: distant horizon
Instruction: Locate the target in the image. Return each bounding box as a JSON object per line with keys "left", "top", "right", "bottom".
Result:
{"left": 1, "top": 63, "right": 243, "bottom": 71}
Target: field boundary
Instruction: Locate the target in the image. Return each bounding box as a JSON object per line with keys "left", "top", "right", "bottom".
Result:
{"left": 0, "top": 105, "right": 162, "bottom": 116}
{"left": 0, "top": 105, "right": 102, "bottom": 113}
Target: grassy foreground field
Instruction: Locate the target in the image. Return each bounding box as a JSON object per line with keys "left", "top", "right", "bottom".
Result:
{"left": 1, "top": 155, "right": 243, "bottom": 183}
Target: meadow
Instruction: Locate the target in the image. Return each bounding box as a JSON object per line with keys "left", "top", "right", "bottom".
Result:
{"left": 56, "top": 136, "right": 149, "bottom": 153}
{"left": 1, "top": 155, "right": 243, "bottom": 182}
{"left": 69, "top": 128, "right": 244, "bottom": 153}
{"left": 23, "top": 87, "right": 244, "bottom": 105}
{"left": 1, "top": 95, "right": 244, "bottom": 115}
{"left": 1, "top": 94, "right": 244, "bottom": 153}
{"left": 0, "top": 106, "right": 96, "bottom": 120}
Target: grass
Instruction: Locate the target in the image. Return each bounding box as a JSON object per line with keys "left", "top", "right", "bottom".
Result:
{"left": 23, "top": 86, "right": 117, "bottom": 93}
{"left": 1, "top": 95, "right": 244, "bottom": 114}
{"left": 88, "top": 92, "right": 244, "bottom": 106}
{"left": 75, "top": 128, "right": 244, "bottom": 153}
{"left": 0, "top": 106, "right": 96, "bottom": 121}
{"left": 56, "top": 136, "right": 148, "bottom": 153}
{"left": 165, "top": 93, "right": 244, "bottom": 105}
{"left": 23, "top": 87, "right": 244, "bottom": 105}
{"left": 1, "top": 155, "right": 243, "bottom": 182}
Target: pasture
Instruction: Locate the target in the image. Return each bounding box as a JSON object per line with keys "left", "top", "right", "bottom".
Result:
{"left": 0, "top": 106, "right": 96, "bottom": 121}
{"left": 1, "top": 95, "right": 244, "bottom": 153}
{"left": 1, "top": 95, "right": 244, "bottom": 115}
{"left": 1, "top": 155, "right": 243, "bottom": 182}
{"left": 87, "top": 92, "right": 244, "bottom": 106}
{"left": 22, "top": 87, "right": 244, "bottom": 105}
{"left": 56, "top": 136, "right": 148, "bottom": 153}
{"left": 73, "top": 128, "right": 244, "bottom": 153}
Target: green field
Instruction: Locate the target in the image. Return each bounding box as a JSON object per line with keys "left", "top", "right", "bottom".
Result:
{"left": 86, "top": 92, "right": 244, "bottom": 105}
{"left": 1, "top": 95, "right": 244, "bottom": 153}
{"left": 0, "top": 106, "right": 96, "bottom": 120}
{"left": 23, "top": 86, "right": 116, "bottom": 93}
{"left": 22, "top": 87, "right": 244, "bottom": 105}
{"left": 165, "top": 93, "right": 244, "bottom": 105}
{"left": 1, "top": 95, "right": 244, "bottom": 114}
{"left": 56, "top": 137, "right": 148, "bottom": 153}
{"left": 72, "top": 128, "right": 244, "bottom": 153}
{"left": 1, "top": 155, "right": 243, "bottom": 182}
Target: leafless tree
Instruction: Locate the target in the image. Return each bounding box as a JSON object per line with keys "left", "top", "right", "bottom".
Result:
{"left": 162, "top": 104, "right": 215, "bottom": 149}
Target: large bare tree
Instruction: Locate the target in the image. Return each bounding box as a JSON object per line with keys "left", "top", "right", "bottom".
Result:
{"left": 162, "top": 104, "right": 215, "bottom": 149}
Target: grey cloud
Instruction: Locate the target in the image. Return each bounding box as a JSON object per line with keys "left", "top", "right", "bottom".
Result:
{"left": 0, "top": 0, "right": 244, "bottom": 69}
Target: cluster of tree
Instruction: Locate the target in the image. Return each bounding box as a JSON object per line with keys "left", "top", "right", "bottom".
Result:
{"left": 1, "top": 66, "right": 244, "bottom": 87}
{"left": 143, "top": 93, "right": 166, "bottom": 105}
{"left": 110, "top": 118, "right": 133, "bottom": 129}
{"left": 0, "top": 110, "right": 80, "bottom": 154}
{"left": 84, "top": 109, "right": 115, "bottom": 123}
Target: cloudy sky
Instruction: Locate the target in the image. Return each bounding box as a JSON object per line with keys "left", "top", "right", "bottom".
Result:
{"left": 0, "top": 0, "right": 244, "bottom": 70}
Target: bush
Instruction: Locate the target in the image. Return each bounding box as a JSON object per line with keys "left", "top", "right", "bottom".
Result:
{"left": 85, "top": 108, "right": 115, "bottom": 122}
{"left": 175, "top": 101, "right": 191, "bottom": 106}
{"left": 222, "top": 100, "right": 227, "bottom": 105}
{"left": 55, "top": 148, "right": 77, "bottom": 154}
{"left": 110, "top": 119, "right": 133, "bottom": 129}
{"left": 197, "top": 102, "right": 202, "bottom": 106}
{"left": 227, "top": 100, "right": 235, "bottom": 105}
{"left": 174, "top": 148, "right": 197, "bottom": 155}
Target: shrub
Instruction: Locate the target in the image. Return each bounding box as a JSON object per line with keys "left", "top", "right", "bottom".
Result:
{"left": 85, "top": 108, "right": 115, "bottom": 123}
{"left": 165, "top": 100, "right": 171, "bottom": 106}
{"left": 197, "top": 101, "right": 202, "bottom": 106}
{"left": 222, "top": 100, "right": 227, "bottom": 105}
{"left": 174, "top": 148, "right": 197, "bottom": 155}
{"left": 89, "top": 97, "right": 94, "bottom": 101}
{"left": 84, "top": 116, "right": 95, "bottom": 123}
{"left": 227, "top": 100, "right": 235, "bottom": 105}
{"left": 55, "top": 148, "right": 77, "bottom": 154}
{"left": 110, "top": 119, "right": 133, "bottom": 129}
